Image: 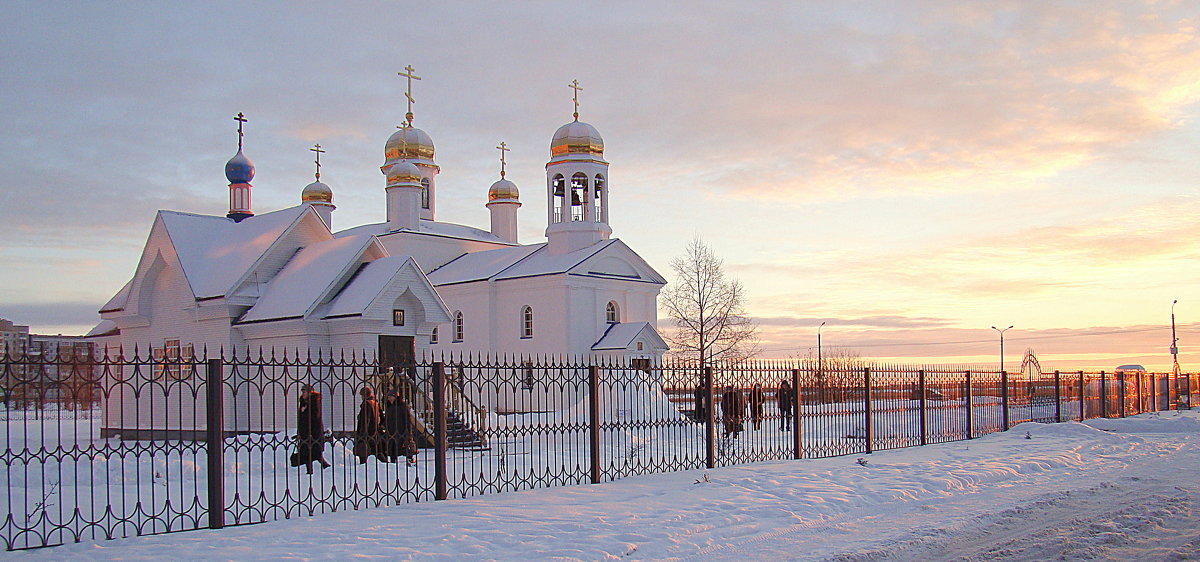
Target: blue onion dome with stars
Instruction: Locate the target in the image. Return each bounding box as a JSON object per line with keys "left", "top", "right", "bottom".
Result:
{"left": 225, "top": 149, "right": 255, "bottom": 184}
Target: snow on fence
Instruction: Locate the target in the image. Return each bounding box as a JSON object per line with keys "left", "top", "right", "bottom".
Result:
{"left": 1, "top": 348, "right": 1196, "bottom": 551}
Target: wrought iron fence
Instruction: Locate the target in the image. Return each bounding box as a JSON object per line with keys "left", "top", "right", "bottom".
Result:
{"left": 2, "top": 348, "right": 1196, "bottom": 551}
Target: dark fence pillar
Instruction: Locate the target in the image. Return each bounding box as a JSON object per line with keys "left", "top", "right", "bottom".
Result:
{"left": 704, "top": 366, "right": 715, "bottom": 469}
{"left": 205, "top": 358, "right": 225, "bottom": 530}
{"left": 1118, "top": 372, "right": 1126, "bottom": 418}
{"left": 791, "top": 368, "right": 802, "bottom": 460}
{"left": 433, "top": 362, "right": 448, "bottom": 500}
{"left": 918, "top": 369, "right": 927, "bottom": 446}
{"left": 588, "top": 365, "right": 601, "bottom": 484}
{"left": 1100, "top": 371, "right": 1107, "bottom": 418}
{"left": 965, "top": 370, "right": 974, "bottom": 439}
{"left": 1136, "top": 372, "right": 1142, "bottom": 414}
{"left": 864, "top": 367, "right": 873, "bottom": 454}
{"left": 1054, "top": 370, "right": 1062, "bottom": 423}
{"left": 1000, "top": 370, "right": 1009, "bottom": 430}
{"left": 1079, "top": 371, "right": 1086, "bottom": 420}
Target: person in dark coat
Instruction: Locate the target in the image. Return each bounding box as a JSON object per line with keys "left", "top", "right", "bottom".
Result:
{"left": 693, "top": 382, "right": 707, "bottom": 423}
{"left": 293, "top": 384, "right": 330, "bottom": 474}
{"left": 383, "top": 389, "right": 419, "bottom": 466}
{"left": 777, "top": 380, "right": 794, "bottom": 431}
{"left": 720, "top": 385, "right": 745, "bottom": 438}
{"left": 748, "top": 383, "right": 766, "bottom": 430}
{"left": 354, "top": 386, "right": 383, "bottom": 463}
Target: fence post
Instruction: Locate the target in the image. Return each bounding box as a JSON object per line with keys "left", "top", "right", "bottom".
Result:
{"left": 704, "top": 366, "right": 715, "bottom": 469}
{"left": 1118, "top": 372, "right": 1126, "bottom": 418}
{"left": 918, "top": 369, "right": 927, "bottom": 447}
{"left": 1100, "top": 371, "right": 1107, "bottom": 418}
{"left": 1054, "top": 370, "right": 1062, "bottom": 423}
{"left": 1000, "top": 370, "right": 1009, "bottom": 430}
{"left": 1136, "top": 372, "right": 1142, "bottom": 414}
{"left": 205, "top": 358, "right": 225, "bottom": 530}
{"left": 965, "top": 370, "right": 973, "bottom": 439}
{"left": 433, "top": 362, "right": 448, "bottom": 500}
{"left": 1079, "top": 371, "right": 1086, "bottom": 420}
{"left": 791, "top": 368, "right": 802, "bottom": 460}
{"left": 588, "top": 365, "right": 601, "bottom": 484}
{"left": 863, "top": 367, "right": 873, "bottom": 454}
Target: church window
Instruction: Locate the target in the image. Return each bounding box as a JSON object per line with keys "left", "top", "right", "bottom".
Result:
{"left": 430, "top": 327, "right": 439, "bottom": 344}
{"left": 153, "top": 338, "right": 192, "bottom": 380}
{"left": 606, "top": 301, "right": 620, "bottom": 324}
{"left": 392, "top": 309, "right": 405, "bottom": 326}
{"left": 453, "top": 311, "right": 464, "bottom": 342}
{"left": 420, "top": 178, "right": 430, "bottom": 209}
{"left": 521, "top": 306, "right": 534, "bottom": 339}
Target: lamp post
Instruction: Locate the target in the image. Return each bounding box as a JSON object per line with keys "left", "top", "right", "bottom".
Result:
{"left": 991, "top": 325, "right": 1013, "bottom": 373}
{"left": 817, "top": 321, "right": 826, "bottom": 402}
{"left": 1171, "top": 300, "right": 1179, "bottom": 371}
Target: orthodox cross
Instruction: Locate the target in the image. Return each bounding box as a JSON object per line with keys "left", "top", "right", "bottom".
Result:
{"left": 234, "top": 112, "right": 248, "bottom": 150}
{"left": 310, "top": 143, "right": 325, "bottom": 180}
{"left": 398, "top": 64, "right": 422, "bottom": 126}
{"left": 496, "top": 141, "right": 510, "bottom": 177}
{"left": 569, "top": 79, "right": 583, "bottom": 120}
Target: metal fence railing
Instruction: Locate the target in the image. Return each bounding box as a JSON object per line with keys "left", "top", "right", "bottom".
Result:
{"left": 2, "top": 348, "right": 1196, "bottom": 550}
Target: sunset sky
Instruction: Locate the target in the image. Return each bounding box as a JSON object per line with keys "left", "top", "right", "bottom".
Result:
{"left": 1, "top": 2, "right": 1197, "bottom": 370}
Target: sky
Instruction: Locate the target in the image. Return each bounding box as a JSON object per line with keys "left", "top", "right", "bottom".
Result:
{"left": 1, "top": 1, "right": 1197, "bottom": 370}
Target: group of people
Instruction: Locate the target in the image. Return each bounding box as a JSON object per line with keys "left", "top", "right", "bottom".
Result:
{"left": 354, "top": 386, "right": 421, "bottom": 466}
{"left": 289, "top": 383, "right": 421, "bottom": 474}
{"left": 693, "top": 381, "right": 796, "bottom": 438}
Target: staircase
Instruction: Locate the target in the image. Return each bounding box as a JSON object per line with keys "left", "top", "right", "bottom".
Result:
{"left": 376, "top": 367, "right": 489, "bottom": 451}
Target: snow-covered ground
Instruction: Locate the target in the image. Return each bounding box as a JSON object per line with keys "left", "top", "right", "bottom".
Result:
{"left": 21, "top": 410, "right": 1199, "bottom": 560}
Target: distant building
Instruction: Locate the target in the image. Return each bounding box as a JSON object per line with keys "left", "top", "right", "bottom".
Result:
{"left": 0, "top": 318, "right": 29, "bottom": 358}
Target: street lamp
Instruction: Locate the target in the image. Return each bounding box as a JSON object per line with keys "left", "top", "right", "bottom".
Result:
{"left": 1171, "top": 300, "right": 1179, "bottom": 371}
{"left": 992, "top": 325, "right": 1013, "bottom": 373}
{"left": 817, "top": 321, "right": 826, "bottom": 376}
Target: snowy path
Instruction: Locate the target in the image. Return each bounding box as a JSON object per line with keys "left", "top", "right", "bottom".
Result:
{"left": 20, "top": 411, "right": 1200, "bottom": 561}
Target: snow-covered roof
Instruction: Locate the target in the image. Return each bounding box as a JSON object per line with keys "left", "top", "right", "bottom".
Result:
{"left": 494, "top": 240, "right": 618, "bottom": 281}
{"left": 99, "top": 280, "right": 133, "bottom": 313}
{"left": 335, "top": 219, "right": 510, "bottom": 245}
{"left": 426, "top": 244, "right": 544, "bottom": 286}
{"left": 84, "top": 319, "right": 119, "bottom": 338}
{"left": 238, "top": 235, "right": 378, "bottom": 323}
{"left": 161, "top": 206, "right": 308, "bottom": 299}
{"left": 321, "top": 255, "right": 449, "bottom": 320}
{"left": 592, "top": 322, "right": 668, "bottom": 351}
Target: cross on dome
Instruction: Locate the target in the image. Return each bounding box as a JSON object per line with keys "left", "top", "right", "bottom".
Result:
{"left": 496, "top": 141, "right": 510, "bottom": 177}
{"left": 234, "top": 112, "right": 248, "bottom": 150}
{"left": 310, "top": 144, "right": 325, "bottom": 180}
{"left": 569, "top": 79, "right": 583, "bottom": 121}
{"left": 398, "top": 64, "right": 422, "bottom": 126}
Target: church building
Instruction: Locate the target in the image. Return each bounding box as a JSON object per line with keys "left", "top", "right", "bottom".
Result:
{"left": 88, "top": 72, "right": 669, "bottom": 403}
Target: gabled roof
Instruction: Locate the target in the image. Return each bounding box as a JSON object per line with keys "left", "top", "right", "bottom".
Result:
{"left": 159, "top": 206, "right": 310, "bottom": 299}
{"left": 425, "top": 243, "right": 544, "bottom": 286}
{"left": 428, "top": 238, "right": 667, "bottom": 287}
{"left": 98, "top": 279, "right": 133, "bottom": 313}
{"left": 85, "top": 319, "right": 119, "bottom": 338}
{"left": 335, "top": 219, "right": 511, "bottom": 245}
{"left": 238, "top": 234, "right": 381, "bottom": 324}
{"left": 323, "top": 256, "right": 452, "bottom": 322}
{"left": 592, "top": 322, "right": 669, "bottom": 351}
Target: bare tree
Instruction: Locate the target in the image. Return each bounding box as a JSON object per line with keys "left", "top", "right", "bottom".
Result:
{"left": 662, "top": 237, "right": 758, "bottom": 366}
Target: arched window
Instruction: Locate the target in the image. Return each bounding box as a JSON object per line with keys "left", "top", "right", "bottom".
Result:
{"left": 606, "top": 301, "right": 620, "bottom": 324}
{"left": 453, "top": 311, "right": 464, "bottom": 342}
{"left": 420, "top": 178, "right": 431, "bottom": 209}
{"left": 430, "top": 326, "right": 439, "bottom": 344}
{"left": 570, "top": 173, "right": 588, "bottom": 220}
{"left": 521, "top": 306, "right": 534, "bottom": 339}
{"left": 594, "top": 174, "right": 606, "bottom": 222}
{"left": 551, "top": 174, "right": 566, "bottom": 222}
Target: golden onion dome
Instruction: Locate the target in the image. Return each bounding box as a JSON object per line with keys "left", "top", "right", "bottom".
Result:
{"left": 384, "top": 126, "right": 435, "bottom": 161}
{"left": 386, "top": 161, "right": 423, "bottom": 187}
{"left": 550, "top": 120, "right": 604, "bottom": 157}
{"left": 301, "top": 180, "right": 333, "bottom": 204}
{"left": 487, "top": 178, "right": 519, "bottom": 202}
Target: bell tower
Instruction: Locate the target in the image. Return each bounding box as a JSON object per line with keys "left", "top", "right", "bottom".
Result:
{"left": 545, "top": 80, "right": 611, "bottom": 255}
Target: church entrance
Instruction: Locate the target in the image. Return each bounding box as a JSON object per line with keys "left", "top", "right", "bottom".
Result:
{"left": 378, "top": 335, "right": 416, "bottom": 378}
